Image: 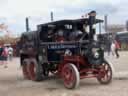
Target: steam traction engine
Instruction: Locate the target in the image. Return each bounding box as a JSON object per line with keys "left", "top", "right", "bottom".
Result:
{"left": 20, "top": 11, "right": 112, "bottom": 89}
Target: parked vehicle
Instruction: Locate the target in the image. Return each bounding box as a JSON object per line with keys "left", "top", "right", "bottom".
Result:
{"left": 19, "top": 11, "right": 112, "bottom": 89}
{"left": 115, "top": 31, "right": 128, "bottom": 50}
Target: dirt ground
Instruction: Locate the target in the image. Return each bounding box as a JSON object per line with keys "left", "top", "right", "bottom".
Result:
{"left": 0, "top": 51, "right": 128, "bottom": 96}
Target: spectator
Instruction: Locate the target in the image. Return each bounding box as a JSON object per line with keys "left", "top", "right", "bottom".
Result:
{"left": 8, "top": 46, "right": 13, "bottom": 61}
{"left": 0, "top": 45, "right": 4, "bottom": 65}
{"left": 114, "top": 40, "right": 120, "bottom": 58}
{"left": 1, "top": 46, "right": 8, "bottom": 68}
{"left": 111, "top": 40, "right": 115, "bottom": 56}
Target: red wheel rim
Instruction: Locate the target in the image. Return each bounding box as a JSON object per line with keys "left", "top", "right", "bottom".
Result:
{"left": 62, "top": 65, "right": 75, "bottom": 88}
{"left": 22, "top": 63, "right": 29, "bottom": 79}
{"left": 28, "top": 63, "right": 36, "bottom": 80}
{"left": 98, "top": 63, "right": 112, "bottom": 82}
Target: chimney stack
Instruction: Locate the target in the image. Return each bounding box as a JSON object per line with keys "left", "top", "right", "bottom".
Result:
{"left": 26, "top": 17, "right": 29, "bottom": 32}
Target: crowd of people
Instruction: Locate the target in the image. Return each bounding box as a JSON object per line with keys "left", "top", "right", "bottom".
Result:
{"left": 0, "top": 44, "right": 13, "bottom": 68}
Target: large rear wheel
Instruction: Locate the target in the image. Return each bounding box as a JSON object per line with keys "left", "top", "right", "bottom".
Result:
{"left": 97, "top": 60, "right": 112, "bottom": 84}
{"left": 28, "top": 58, "right": 43, "bottom": 81}
{"left": 62, "top": 64, "right": 80, "bottom": 89}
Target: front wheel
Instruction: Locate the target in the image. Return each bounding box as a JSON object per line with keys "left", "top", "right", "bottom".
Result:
{"left": 62, "top": 64, "right": 80, "bottom": 89}
{"left": 28, "top": 58, "right": 43, "bottom": 81}
{"left": 22, "top": 59, "right": 30, "bottom": 79}
{"left": 97, "top": 60, "right": 112, "bottom": 84}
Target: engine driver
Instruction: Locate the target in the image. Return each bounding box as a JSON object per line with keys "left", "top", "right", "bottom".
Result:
{"left": 55, "top": 30, "right": 65, "bottom": 42}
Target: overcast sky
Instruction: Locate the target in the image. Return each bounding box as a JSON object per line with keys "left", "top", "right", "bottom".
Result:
{"left": 0, "top": 0, "right": 128, "bottom": 36}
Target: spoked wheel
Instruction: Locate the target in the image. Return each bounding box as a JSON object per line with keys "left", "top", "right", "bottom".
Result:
{"left": 22, "top": 59, "right": 30, "bottom": 79}
{"left": 62, "top": 64, "right": 80, "bottom": 89}
{"left": 28, "top": 59, "right": 43, "bottom": 81}
{"left": 97, "top": 60, "right": 112, "bottom": 84}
